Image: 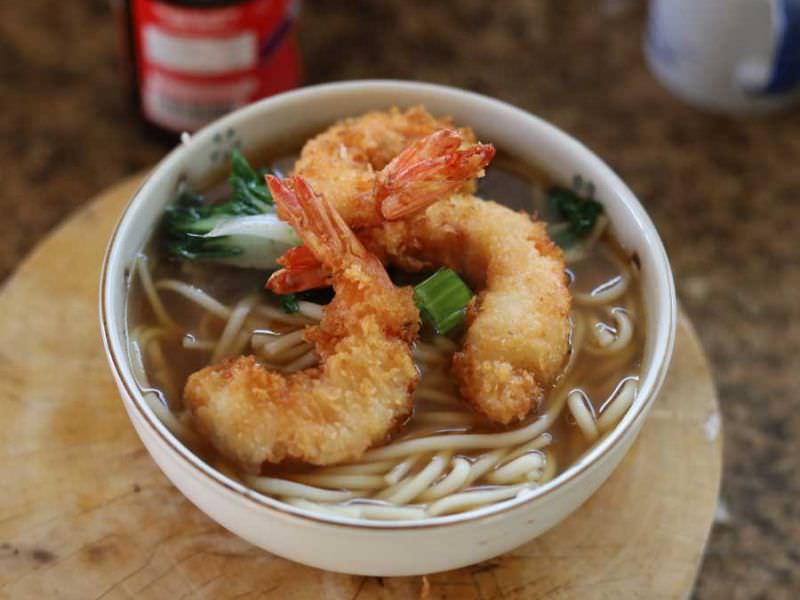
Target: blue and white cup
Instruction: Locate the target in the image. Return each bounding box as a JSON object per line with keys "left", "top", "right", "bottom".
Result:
{"left": 646, "top": 0, "right": 800, "bottom": 112}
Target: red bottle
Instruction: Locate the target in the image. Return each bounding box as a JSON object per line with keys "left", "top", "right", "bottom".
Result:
{"left": 113, "top": 0, "right": 301, "bottom": 137}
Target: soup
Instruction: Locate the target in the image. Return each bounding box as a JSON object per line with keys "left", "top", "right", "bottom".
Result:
{"left": 126, "top": 138, "right": 643, "bottom": 521}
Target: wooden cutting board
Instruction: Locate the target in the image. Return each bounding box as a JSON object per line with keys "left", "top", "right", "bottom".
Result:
{"left": 0, "top": 175, "right": 722, "bottom": 599}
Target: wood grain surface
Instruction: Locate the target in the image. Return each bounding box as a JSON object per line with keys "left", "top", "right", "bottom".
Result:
{"left": 0, "top": 176, "right": 722, "bottom": 599}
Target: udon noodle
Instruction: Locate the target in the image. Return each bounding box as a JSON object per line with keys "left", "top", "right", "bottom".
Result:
{"left": 126, "top": 154, "right": 644, "bottom": 521}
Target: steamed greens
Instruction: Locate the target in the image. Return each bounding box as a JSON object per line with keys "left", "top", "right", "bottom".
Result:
{"left": 278, "top": 293, "right": 300, "bottom": 314}
{"left": 229, "top": 148, "right": 273, "bottom": 211}
{"left": 167, "top": 213, "right": 301, "bottom": 268}
{"left": 545, "top": 176, "right": 603, "bottom": 249}
{"left": 164, "top": 150, "right": 299, "bottom": 269}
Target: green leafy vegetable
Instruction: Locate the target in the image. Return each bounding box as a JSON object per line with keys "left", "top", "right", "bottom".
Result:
{"left": 545, "top": 176, "right": 603, "bottom": 249}
{"left": 167, "top": 214, "right": 300, "bottom": 268}
{"left": 229, "top": 148, "right": 273, "bottom": 211}
{"left": 164, "top": 150, "right": 299, "bottom": 269}
{"left": 413, "top": 268, "right": 473, "bottom": 335}
{"left": 165, "top": 150, "right": 272, "bottom": 238}
{"left": 278, "top": 293, "right": 300, "bottom": 314}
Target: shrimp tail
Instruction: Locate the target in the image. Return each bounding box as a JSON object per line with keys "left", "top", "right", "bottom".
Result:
{"left": 268, "top": 175, "right": 365, "bottom": 267}
{"left": 266, "top": 176, "right": 356, "bottom": 293}
{"left": 378, "top": 129, "right": 496, "bottom": 220}
{"left": 382, "top": 128, "right": 463, "bottom": 172}
{"left": 266, "top": 245, "right": 332, "bottom": 293}
{"left": 267, "top": 175, "right": 389, "bottom": 290}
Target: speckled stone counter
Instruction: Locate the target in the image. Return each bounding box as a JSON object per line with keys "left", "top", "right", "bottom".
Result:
{"left": 2, "top": 0, "right": 797, "bottom": 596}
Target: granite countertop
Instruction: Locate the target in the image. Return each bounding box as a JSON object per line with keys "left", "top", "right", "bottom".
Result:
{"left": 2, "top": 0, "right": 797, "bottom": 596}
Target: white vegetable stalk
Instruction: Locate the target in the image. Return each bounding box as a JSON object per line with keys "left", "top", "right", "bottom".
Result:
{"left": 202, "top": 214, "right": 301, "bottom": 269}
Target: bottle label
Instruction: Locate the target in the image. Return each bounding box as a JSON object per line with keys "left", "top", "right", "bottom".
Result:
{"left": 132, "top": 0, "right": 300, "bottom": 132}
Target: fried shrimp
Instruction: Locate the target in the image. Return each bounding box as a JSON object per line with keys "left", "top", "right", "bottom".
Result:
{"left": 266, "top": 108, "right": 570, "bottom": 424}
{"left": 292, "top": 106, "right": 487, "bottom": 228}
{"left": 371, "top": 194, "right": 572, "bottom": 424}
{"left": 183, "top": 176, "right": 420, "bottom": 473}
{"left": 269, "top": 110, "right": 495, "bottom": 293}
{"left": 271, "top": 193, "right": 571, "bottom": 424}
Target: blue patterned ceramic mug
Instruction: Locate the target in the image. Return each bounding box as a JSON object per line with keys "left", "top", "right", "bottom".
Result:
{"left": 646, "top": 0, "right": 800, "bottom": 112}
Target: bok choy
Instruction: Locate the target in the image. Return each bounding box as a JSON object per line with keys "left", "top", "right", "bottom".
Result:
{"left": 164, "top": 149, "right": 299, "bottom": 269}
{"left": 545, "top": 175, "right": 603, "bottom": 249}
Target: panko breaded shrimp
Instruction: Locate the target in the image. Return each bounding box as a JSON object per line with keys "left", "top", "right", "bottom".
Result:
{"left": 267, "top": 108, "right": 570, "bottom": 424}
{"left": 269, "top": 119, "right": 495, "bottom": 293}
{"left": 371, "top": 195, "right": 572, "bottom": 424}
{"left": 292, "top": 106, "right": 485, "bottom": 228}
{"left": 184, "top": 176, "right": 420, "bottom": 473}
{"left": 271, "top": 193, "right": 571, "bottom": 424}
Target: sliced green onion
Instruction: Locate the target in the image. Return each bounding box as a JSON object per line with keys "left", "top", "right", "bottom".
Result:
{"left": 413, "top": 268, "right": 473, "bottom": 335}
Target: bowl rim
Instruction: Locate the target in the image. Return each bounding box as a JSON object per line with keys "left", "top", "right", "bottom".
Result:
{"left": 100, "top": 79, "right": 677, "bottom": 530}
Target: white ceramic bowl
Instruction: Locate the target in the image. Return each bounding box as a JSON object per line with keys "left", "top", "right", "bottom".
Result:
{"left": 100, "top": 80, "right": 676, "bottom": 576}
